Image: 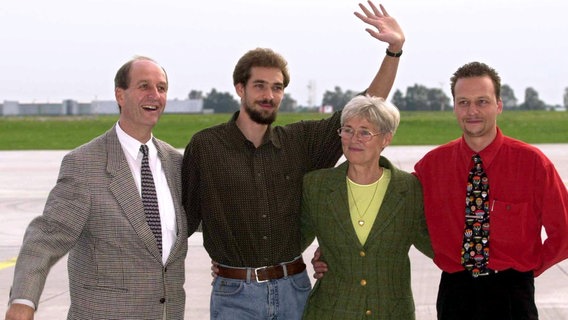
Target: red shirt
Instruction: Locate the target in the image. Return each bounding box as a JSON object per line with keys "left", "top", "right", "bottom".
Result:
{"left": 414, "top": 128, "right": 568, "bottom": 276}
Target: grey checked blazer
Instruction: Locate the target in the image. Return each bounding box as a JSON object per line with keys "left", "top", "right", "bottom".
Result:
{"left": 9, "top": 125, "right": 188, "bottom": 319}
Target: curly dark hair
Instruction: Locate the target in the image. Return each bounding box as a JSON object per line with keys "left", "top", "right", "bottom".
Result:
{"left": 232, "top": 48, "right": 290, "bottom": 88}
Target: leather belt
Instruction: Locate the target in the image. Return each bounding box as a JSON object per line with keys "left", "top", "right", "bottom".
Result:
{"left": 217, "top": 257, "right": 306, "bottom": 283}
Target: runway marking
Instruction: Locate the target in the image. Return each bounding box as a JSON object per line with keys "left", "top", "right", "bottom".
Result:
{"left": 0, "top": 257, "right": 17, "bottom": 270}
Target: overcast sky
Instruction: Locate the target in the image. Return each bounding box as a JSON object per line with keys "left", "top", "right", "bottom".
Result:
{"left": 1, "top": 0, "right": 566, "bottom": 107}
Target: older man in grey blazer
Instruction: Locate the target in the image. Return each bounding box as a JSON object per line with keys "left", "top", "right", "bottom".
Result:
{"left": 5, "top": 56, "right": 188, "bottom": 320}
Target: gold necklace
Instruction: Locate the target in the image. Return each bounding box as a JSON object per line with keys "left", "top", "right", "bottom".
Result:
{"left": 347, "top": 179, "right": 380, "bottom": 227}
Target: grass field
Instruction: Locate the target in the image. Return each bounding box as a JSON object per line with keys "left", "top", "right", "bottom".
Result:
{"left": 0, "top": 111, "right": 566, "bottom": 150}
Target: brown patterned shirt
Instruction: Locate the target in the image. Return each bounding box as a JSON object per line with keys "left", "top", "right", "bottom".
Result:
{"left": 182, "top": 111, "right": 342, "bottom": 267}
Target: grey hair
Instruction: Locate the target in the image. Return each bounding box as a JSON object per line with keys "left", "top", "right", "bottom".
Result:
{"left": 340, "top": 95, "right": 400, "bottom": 135}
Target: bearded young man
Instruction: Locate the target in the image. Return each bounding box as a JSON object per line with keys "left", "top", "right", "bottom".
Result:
{"left": 182, "top": 2, "right": 405, "bottom": 318}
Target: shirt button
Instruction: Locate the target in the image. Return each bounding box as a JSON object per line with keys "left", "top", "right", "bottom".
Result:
{"left": 159, "top": 298, "right": 166, "bottom": 303}
{"left": 365, "top": 310, "right": 372, "bottom": 316}
{"left": 359, "top": 251, "right": 366, "bottom": 257}
{"left": 263, "top": 236, "right": 268, "bottom": 240}
{"left": 262, "top": 214, "right": 267, "bottom": 218}
{"left": 360, "top": 279, "right": 367, "bottom": 286}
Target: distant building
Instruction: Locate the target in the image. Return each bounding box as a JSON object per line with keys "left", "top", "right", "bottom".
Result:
{"left": 162, "top": 98, "right": 203, "bottom": 113}
{"left": 91, "top": 100, "right": 119, "bottom": 115}
{"left": 1, "top": 101, "right": 19, "bottom": 116}
{"left": 319, "top": 105, "right": 334, "bottom": 114}
{"left": 0, "top": 98, "right": 204, "bottom": 116}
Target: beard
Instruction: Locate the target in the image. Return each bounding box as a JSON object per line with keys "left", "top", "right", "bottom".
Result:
{"left": 244, "top": 99, "right": 278, "bottom": 125}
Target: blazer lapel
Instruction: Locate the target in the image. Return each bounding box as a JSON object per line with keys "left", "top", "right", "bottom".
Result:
{"left": 365, "top": 157, "right": 406, "bottom": 246}
{"left": 327, "top": 162, "right": 364, "bottom": 247}
{"left": 154, "top": 138, "right": 187, "bottom": 265}
{"left": 106, "top": 126, "right": 163, "bottom": 261}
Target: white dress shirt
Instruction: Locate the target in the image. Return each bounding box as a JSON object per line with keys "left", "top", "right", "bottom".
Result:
{"left": 116, "top": 123, "right": 177, "bottom": 264}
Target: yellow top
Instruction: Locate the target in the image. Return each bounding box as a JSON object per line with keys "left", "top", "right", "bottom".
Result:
{"left": 347, "top": 169, "right": 391, "bottom": 245}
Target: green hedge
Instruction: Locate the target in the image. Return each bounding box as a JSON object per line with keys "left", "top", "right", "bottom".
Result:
{"left": 0, "top": 111, "right": 566, "bottom": 150}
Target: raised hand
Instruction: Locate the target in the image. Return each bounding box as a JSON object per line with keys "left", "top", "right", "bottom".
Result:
{"left": 355, "top": 1, "right": 405, "bottom": 52}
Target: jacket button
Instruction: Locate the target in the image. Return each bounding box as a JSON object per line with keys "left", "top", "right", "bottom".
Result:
{"left": 360, "top": 279, "right": 367, "bottom": 286}
{"left": 160, "top": 298, "right": 166, "bottom": 303}
{"left": 359, "top": 251, "right": 366, "bottom": 257}
{"left": 366, "top": 310, "right": 372, "bottom": 316}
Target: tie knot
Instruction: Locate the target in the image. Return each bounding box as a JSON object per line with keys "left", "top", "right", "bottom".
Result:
{"left": 472, "top": 154, "right": 482, "bottom": 165}
{"left": 140, "top": 144, "right": 149, "bottom": 157}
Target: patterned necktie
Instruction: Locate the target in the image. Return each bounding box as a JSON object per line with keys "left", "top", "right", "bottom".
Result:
{"left": 140, "top": 144, "right": 162, "bottom": 253}
{"left": 461, "top": 154, "right": 490, "bottom": 277}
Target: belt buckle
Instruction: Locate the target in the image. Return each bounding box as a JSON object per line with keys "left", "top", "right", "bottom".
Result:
{"left": 478, "top": 269, "right": 496, "bottom": 277}
{"left": 473, "top": 269, "right": 495, "bottom": 278}
{"left": 254, "top": 266, "right": 269, "bottom": 283}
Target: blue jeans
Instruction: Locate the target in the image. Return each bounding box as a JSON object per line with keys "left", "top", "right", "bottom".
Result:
{"left": 210, "top": 269, "right": 312, "bottom": 319}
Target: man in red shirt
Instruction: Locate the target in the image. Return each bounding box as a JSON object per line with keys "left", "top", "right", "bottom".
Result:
{"left": 414, "top": 61, "right": 568, "bottom": 320}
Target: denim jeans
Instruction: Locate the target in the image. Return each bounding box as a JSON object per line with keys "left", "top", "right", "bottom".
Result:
{"left": 210, "top": 269, "right": 312, "bottom": 319}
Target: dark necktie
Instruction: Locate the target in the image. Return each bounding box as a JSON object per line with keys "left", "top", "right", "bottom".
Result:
{"left": 140, "top": 144, "right": 162, "bottom": 254}
{"left": 461, "top": 154, "right": 490, "bottom": 277}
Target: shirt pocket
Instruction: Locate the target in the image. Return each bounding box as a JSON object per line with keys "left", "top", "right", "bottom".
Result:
{"left": 491, "top": 200, "right": 529, "bottom": 246}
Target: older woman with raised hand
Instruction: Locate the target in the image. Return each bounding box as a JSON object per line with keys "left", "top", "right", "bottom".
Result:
{"left": 300, "top": 95, "right": 434, "bottom": 319}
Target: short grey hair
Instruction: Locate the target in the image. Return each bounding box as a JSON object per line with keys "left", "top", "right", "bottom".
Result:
{"left": 340, "top": 95, "right": 400, "bottom": 135}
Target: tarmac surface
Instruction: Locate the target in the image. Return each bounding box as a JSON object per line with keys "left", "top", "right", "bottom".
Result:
{"left": 1, "top": 145, "right": 567, "bottom": 319}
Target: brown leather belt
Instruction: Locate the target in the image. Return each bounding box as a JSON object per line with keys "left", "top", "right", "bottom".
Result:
{"left": 217, "top": 257, "right": 306, "bottom": 282}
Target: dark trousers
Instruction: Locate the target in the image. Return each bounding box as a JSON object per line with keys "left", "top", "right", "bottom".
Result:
{"left": 437, "top": 269, "right": 538, "bottom": 320}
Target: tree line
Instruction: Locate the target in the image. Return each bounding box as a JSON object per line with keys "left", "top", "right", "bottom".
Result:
{"left": 189, "top": 84, "right": 568, "bottom": 113}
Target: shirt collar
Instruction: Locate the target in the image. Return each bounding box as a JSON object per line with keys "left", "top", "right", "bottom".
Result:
{"left": 227, "top": 111, "right": 282, "bottom": 149}
{"left": 459, "top": 127, "right": 504, "bottom": 168}
{"left": 115, "top": 121, "right": 156, "bottom": 159}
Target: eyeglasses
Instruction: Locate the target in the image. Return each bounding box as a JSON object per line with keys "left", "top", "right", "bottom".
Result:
{"left": 337, "top": 127, "right": 381, "bottom": 142}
